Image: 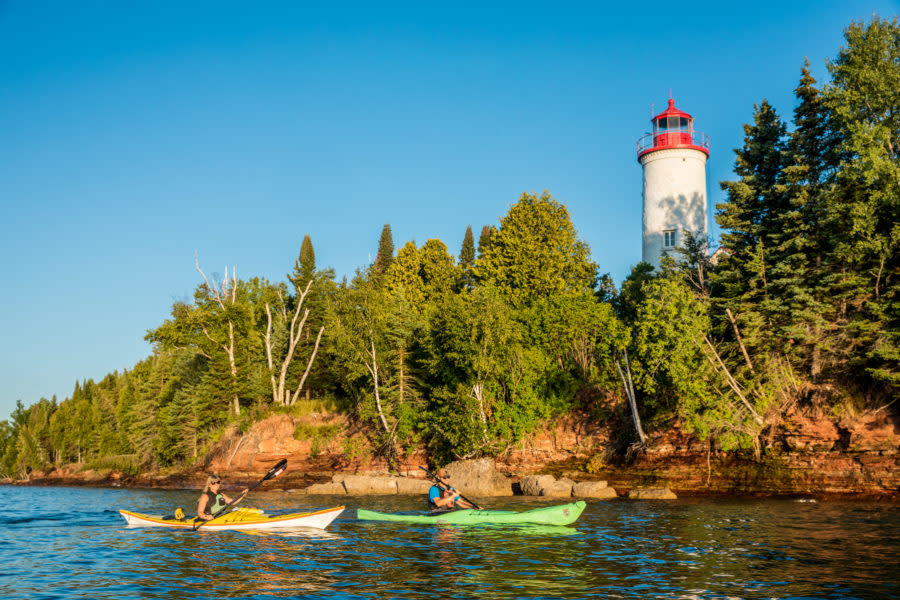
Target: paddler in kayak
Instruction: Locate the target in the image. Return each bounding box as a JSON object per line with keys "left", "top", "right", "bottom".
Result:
{"left": 427, "top": 470, "right": 477, "bottom": 510}
{"left": 197, "top": 474, "right": 249, "bottom": 521}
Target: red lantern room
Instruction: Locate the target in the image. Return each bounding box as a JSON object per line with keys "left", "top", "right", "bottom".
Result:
{"left": 637, "top": 97, "right": 709, "bottom": 160}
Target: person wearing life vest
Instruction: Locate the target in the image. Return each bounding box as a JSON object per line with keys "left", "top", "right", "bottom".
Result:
{"left": 427, "top": 470, "right": 476, "bottom": 510}
{"left": 197, "top": 474, "right": 248, "bottom": 520}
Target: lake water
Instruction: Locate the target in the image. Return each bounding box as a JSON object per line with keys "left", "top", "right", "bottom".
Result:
{"left": 1, "top": 486, "right": 897, "bottom": 599}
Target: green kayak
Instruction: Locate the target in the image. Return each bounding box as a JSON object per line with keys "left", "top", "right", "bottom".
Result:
{"left": 357, "top": 501, "right": 586, "bottom": 526}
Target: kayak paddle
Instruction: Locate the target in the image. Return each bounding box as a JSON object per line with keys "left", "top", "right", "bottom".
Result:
{"left": 419, "top": 465, "right": 482, "bottom": 510}
{"left": 193, "top": 458, "right": 288, "bottom": 531}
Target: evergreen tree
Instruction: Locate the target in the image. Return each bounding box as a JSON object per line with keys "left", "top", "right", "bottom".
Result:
{"left": 289, "top": 234, "right": 316, "bottom": 295}
{"left": 459, "top": 226, "right": 476, "bottom": 290}
{"left": 373, "top": 223, "right": 395, "bottom": 276}
{"left": 717, "top": 101, "right": 789, "bottom": 254}
{"left": 713, "top": 101, "right": 789, "bottom": 354}
{"left": 476, "top": 225, "right": 495, "bottom": 259}
{"left": 822, "top": 16, "right": 900, "bottom": 390}
{"left": 459, "top": 226, "right": 476, "bottom": 267}
{"left": 769, "top": 60, "right": 839, "bottom": 378}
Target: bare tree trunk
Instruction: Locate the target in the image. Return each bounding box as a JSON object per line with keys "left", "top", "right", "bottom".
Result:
{"left": 264, "top": 303, "right": 278, "bottom": 404}
{"left": 227, "top": 320, "right": 239, "bottom": 415}
{"left": 726, "top": 308, "right": 755, "bottom": 373}
{"left": 289, "top": 326, "right": 324, "bottom": 406}
{"left": 364, "top": 340, "right": 390, "bottom": 434}
{"left": 874, "top": 254, "right": 885, "bottom": 298}
{"left": 263, "top": 280, "right": 325, "bottom": 407}
{"left": 196, "top": 258, "right": 241, "bottom": 416}
{"left": 615, "top": 352, "right": 646, "bottom": 444}
{"left": 471, "top": 382, "right": 489, "bottom": 446}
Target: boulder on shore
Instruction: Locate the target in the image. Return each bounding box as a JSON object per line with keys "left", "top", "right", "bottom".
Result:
{"left": 305, "top": 481, "right": 347, "bottom": 495}
{"left": 443, "top": 458, "right": 513, "bottom": 496}
{"left": 541, "top": 477, "right": 574, "bottom": 497}
{"left": 573, "top": 481, "right": 617, "bottom": 499}
{"left": 340, "top": 475, "right": 398, "bottom": 495}
{"left": 397, "top": 478, "right": 432, "bottom": 495}
{"left": 628, "top": 487, "right": 677, "bottom": 500}
{"left": 520, "top": 474, "right": 556, "bottom": 496}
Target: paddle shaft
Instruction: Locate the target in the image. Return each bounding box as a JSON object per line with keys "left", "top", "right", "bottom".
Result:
{"left": 419, "top": 466, "right": 482, "bottom": 510}
{"left": 194, "top": 459, "right": 287, "bottom": 530}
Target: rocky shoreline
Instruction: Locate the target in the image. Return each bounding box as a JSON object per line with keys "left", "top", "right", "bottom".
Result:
{"left": 7, "top": 409, "right": 898, "bottom": 501}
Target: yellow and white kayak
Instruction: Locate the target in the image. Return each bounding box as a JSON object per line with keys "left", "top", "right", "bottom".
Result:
{"left": 119, "top": 506, "right": 344, "bottom": 530}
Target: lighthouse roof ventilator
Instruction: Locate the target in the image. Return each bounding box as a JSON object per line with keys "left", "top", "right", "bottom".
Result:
{"left": 637, "top": 97, "right": 709, "bottom": 269}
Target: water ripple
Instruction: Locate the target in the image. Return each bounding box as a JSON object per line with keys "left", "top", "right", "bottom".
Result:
{"left": 0, "top": 487, "right": 898, "bottom": 599}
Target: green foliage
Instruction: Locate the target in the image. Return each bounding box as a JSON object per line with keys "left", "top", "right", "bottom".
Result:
{"left": 629, "top": 276, "right": 711, "bottom": 412}
{"left": 84, "top": 454, "right": 140, "bottom": 477}
{"left": 615, "top": 262, "right": 656, "bottom": 323}
{"left": 520, "top": 291, "right": 625, "bottom": 386}
{"left": 822, "top": 16, "right": 900, "bottom": 387}
{"left": 475, "top": 191, "right": 597, "bottom": 309}
{"left": 294, "top": 422, "right": 341, "bottom": 457}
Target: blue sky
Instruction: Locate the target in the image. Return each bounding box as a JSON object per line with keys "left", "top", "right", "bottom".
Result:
{"left": 1, "top": 1, "right": 897, "bottom": 420}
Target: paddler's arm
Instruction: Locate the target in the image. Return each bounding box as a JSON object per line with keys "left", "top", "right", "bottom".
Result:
{"left": 231, "top": 488, "right": 249, "bottom": 506}
{"left": 431, "top": 488, "right": 458, "bottom": 508}
{"left": 197, "top": 495, "right": 213, "bottom": 520}
{"left": 455, "top": 496, "right": 477, "bottom": 509}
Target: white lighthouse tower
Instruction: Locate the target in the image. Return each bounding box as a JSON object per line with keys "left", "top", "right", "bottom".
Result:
{"left": 637, "top": 97, "right": 709, "bottom": 268}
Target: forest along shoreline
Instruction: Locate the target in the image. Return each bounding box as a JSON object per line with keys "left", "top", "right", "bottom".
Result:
{"left": 10, "top": 409, "right": 898, "bottom": 500}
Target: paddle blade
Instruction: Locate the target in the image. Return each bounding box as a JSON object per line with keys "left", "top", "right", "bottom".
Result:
{"left": 265, "top": 458, "right": 288, "bottom": 481}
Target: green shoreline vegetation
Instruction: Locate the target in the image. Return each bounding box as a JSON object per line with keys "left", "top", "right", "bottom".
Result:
{"left": 2, "top": 17, "right": 897, "bottom": 481}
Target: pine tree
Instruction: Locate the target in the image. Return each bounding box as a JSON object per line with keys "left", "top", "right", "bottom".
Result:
{"left": 477, "top": 225, "right": 494, "bottom": 259}
{"left": 373, "top": 223, "right": 395, "bottom": 276}
{"left": 713, "top": 101, "right": 789, "bottom": 354}
{"left": 459, "top": 226, "right": 476, "bottom": 290}
{"left": 459, "top": 226, "right": 475, "bottom": 268}
{"left": 289, "top": 234, "right": 316, "bottom": 295}
{"left": 717, "top": 100, "right": 789, "bottom": 255}
{"left": 770, "top": 60, "right": 839, "bottom": 378}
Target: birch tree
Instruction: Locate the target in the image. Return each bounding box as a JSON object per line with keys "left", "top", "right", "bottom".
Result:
{"left": 264, "top": 279, "right": 325, "bottom": 406}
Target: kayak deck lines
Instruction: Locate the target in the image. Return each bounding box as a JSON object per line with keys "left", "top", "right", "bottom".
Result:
{"left": 119, "top": 505, "right": 344, "bottom": 530}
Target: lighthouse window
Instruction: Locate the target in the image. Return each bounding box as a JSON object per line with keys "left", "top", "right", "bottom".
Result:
{"left": 663, "top": 230, "right": 677, "bottom": 248}
{"left": 656, "top": 118, "right": 667, "bottom": 133}
{"left": 680, "top": 117, "right": 689, "bottom": 129}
